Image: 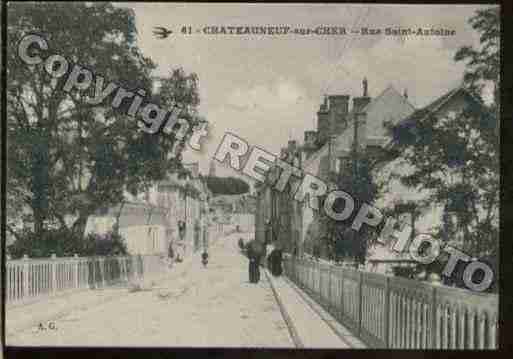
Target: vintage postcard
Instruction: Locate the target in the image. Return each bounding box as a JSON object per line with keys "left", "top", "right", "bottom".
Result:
{"left": 3, "top": 2, "right": 500, "bottom": 351}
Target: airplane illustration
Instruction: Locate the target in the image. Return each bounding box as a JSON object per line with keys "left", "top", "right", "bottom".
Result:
{"left": 153, "top": 26, "right": 173, "bottom": 39}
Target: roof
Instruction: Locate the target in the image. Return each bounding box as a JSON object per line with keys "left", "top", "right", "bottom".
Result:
{"left": 361, "top": 85, "right": 415, "bottom": 114}
{"left": 398, "top": 85, "right": 487, "bottom": 126}
{"left": 302, "top": 85, "right": 415, "bottom": 170}
{"left": 364, "top": 85, "right": 416, "bottom": 141}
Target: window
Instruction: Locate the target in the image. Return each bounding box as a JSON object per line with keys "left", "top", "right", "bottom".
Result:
{"left": 336, "top": 157, "right": 351, "bottom": 174}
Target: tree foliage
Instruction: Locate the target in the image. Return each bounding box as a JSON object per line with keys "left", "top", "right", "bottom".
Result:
{"left": 7, "top": 3, "right": 202, "bottom": 241}
{"left": 378, "top": 6, "right": 499, "bottom": 259}
{"left": 7, "top": 229, "right": 128, "bottom": 259}
{"left": 316, "top": 151, "right": 379, "bottom": 264}
{"left": 204, "top": 176, "right": 250, "bottom": 195}
{"left": 386, "top": 104, "right": 498, "bottom": 257}
{"left": 454, "top": 6, "right": 500, "bottom": 107}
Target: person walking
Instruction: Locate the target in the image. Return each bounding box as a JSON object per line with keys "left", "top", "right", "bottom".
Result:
{"left": 167, "top": 239, "right": 175, "bottom": 268}
{"left": 178, "top": 220, "right": 186, "bottom": 242}
{"left": 255, "top": 254, "right": 261, "bottom": 282}
{"left": 201, "top": 251, "right": 209, "bottom": 267}
{"left": 247, "top": 243, "right": 256, "bottom": 283}
{"left": 202, "top": 209, "right": 209, "bottom": 250}
{"left": 269, "top": 248, "right": 283, "bottom": 276}
{"left": 176, "top": 220, "right": 186, "bottom": 261}
{"left": 247, "top": 240, "right": 262, "bottom": 283}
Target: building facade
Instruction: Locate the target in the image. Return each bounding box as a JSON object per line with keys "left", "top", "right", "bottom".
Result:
{"left": 86, "top": 161, "right": 211, "bottom": 257}
{"left": 255, "top": 78, "right": 417, "bottom": 261}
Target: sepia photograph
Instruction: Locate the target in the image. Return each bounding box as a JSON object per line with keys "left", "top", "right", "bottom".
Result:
{"left": 2, "top": 1, "right": 501, "bottom": 351}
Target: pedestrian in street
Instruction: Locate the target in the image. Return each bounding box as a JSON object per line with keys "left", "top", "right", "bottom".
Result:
{"left": 247, "top": 244, "right": 256, "bottom": 283}
{"left": 178, "top": 220, "right": 186, "bottom": 241}
{"left": 269, "top": 246, "right": 283, "bottom": 277}
{"left": 246, "top": 240, "right": 262, "bottom": 283}
{"left": 255, "top": 254, "right": 261, "bottom": 282}
{"left": 201, "top": 209, "right": 209, "bottom": 250}
{"left": 201, "top": 251, "right": 209, "bottom": 267}
{"left": 167, "top": 240, "right": 175, "bottom": 268}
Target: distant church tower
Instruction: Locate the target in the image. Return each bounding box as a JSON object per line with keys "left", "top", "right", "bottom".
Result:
{"left": 209, "top": 160, "right": 217, "bottom": 177}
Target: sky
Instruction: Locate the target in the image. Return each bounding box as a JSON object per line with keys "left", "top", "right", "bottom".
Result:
{"left": 117, "top": 3, "right": 492, "bottom": 184}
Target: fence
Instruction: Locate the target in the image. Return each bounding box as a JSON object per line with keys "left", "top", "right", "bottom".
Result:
{"left": 283, "top": 257, "right": 498, "bottom": 349}
{"left": 5, "top": 254, "right": 165, "bottom": 307}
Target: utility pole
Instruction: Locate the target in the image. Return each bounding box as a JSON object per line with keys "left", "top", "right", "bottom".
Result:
{"left": 353, "top": 113, "right": 360, "bottom": 180}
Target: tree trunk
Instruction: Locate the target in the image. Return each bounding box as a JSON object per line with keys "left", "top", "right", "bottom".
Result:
{"left": 31, "top": 133, "right": 50, "bottom": 237}
{"left": 72, "top": 211, "right": 90, "bottom": 239}
{"left": 114, "top": 201, "right": 126, "bottom": 236}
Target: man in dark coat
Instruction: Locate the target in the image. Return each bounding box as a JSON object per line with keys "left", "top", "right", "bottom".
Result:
{"left": 246, "top": 240, "right": 263, "bottom": 283}
{"left": 270, "top": 248, "right": 283, "bottom": 276}
{"left": 178, "top": 221, "right": 186, "bottom": 241}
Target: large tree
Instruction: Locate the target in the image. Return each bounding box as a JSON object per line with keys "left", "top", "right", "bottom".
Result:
{"left": 378, "top": 6, "right": 499, "bottom": 260}
{"left": 454, "top": 6, "right": 500, "bottom": 114}
{"left": 7, "top": 3, "right": 202, "bottom": 240}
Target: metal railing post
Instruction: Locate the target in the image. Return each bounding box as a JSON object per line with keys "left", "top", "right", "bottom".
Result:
{"left": 91, "top": 258, "right": 96, "bottom": 289}
{"left": 74, "top": 254, "right": 79, "bottom": 289}
{"left": 340, "top": 268, "right": 345, "bottom": 322}
{"left": 384, "top": 277, "right": 390, "bottom": 348}
{"left": 51, "top": 253, "right": 57, "bottom": 293}
{"left": 430, "top": 287, "right": 437, "bottom": 348}
{"left": 358, "top": 271, "right": 363, "bottom": 336}
{"left": 22, "top": 254, "right": 30, "bottom": 300}
{"left": 328, "top": 266, "right": 332, "bottom": 311}
{"left": 318, "top": 262, "right": 322, "bottom": 302}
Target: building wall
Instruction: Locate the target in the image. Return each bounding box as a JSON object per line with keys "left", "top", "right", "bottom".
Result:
{"left": 84, "top": 164, "right": 210, "bottom": 256}
{"left": 119, "top": 225, "right": 167, "bottom": 255}
{"left": 297, "top": 86, "right": 415, "bottom": 257}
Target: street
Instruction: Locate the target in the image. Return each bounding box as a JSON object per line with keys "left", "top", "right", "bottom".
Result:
{"left": 7, "top": 233, "right": 294, "bottom": 347}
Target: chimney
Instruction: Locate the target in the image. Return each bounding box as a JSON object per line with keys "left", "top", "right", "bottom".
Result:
{"left": 280, "top": 147, "right": 288, "bottom": 160}
{"left": 328, "top": 94, "right": 350, "bottom": 135}
{"left": 328, "top": 95, "right": 349, "bottom": 117}
{"left": 320, "top": 95, "right": 328, "bottom": 111}
{"left": 352, "top": 77, "right": 371, "bottom": 113}
{"left": 303, "top": 131, "right": 318, "bottom": 159}
{"left": 353, "top": 96, "right": 371, "bottom": 113}
{"left": 304, "top": 130, "right": 318, "bottom": 148}
{"left": 287, "top": 140, "right": 297, "bottom": 156}
{"left": 317, "top": 100, "right": 330, "bottom": 146}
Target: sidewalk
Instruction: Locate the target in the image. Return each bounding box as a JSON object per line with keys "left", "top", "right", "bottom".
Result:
{"left": 265, "top": 269, "right": 366, "bottom": 349}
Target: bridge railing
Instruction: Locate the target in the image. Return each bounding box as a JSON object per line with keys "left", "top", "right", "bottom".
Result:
{"left": 283, "top": 257, "right": 498, "bottom": 349}
{"left": 5, "top": 254, "right": 165, "bottom": 307}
